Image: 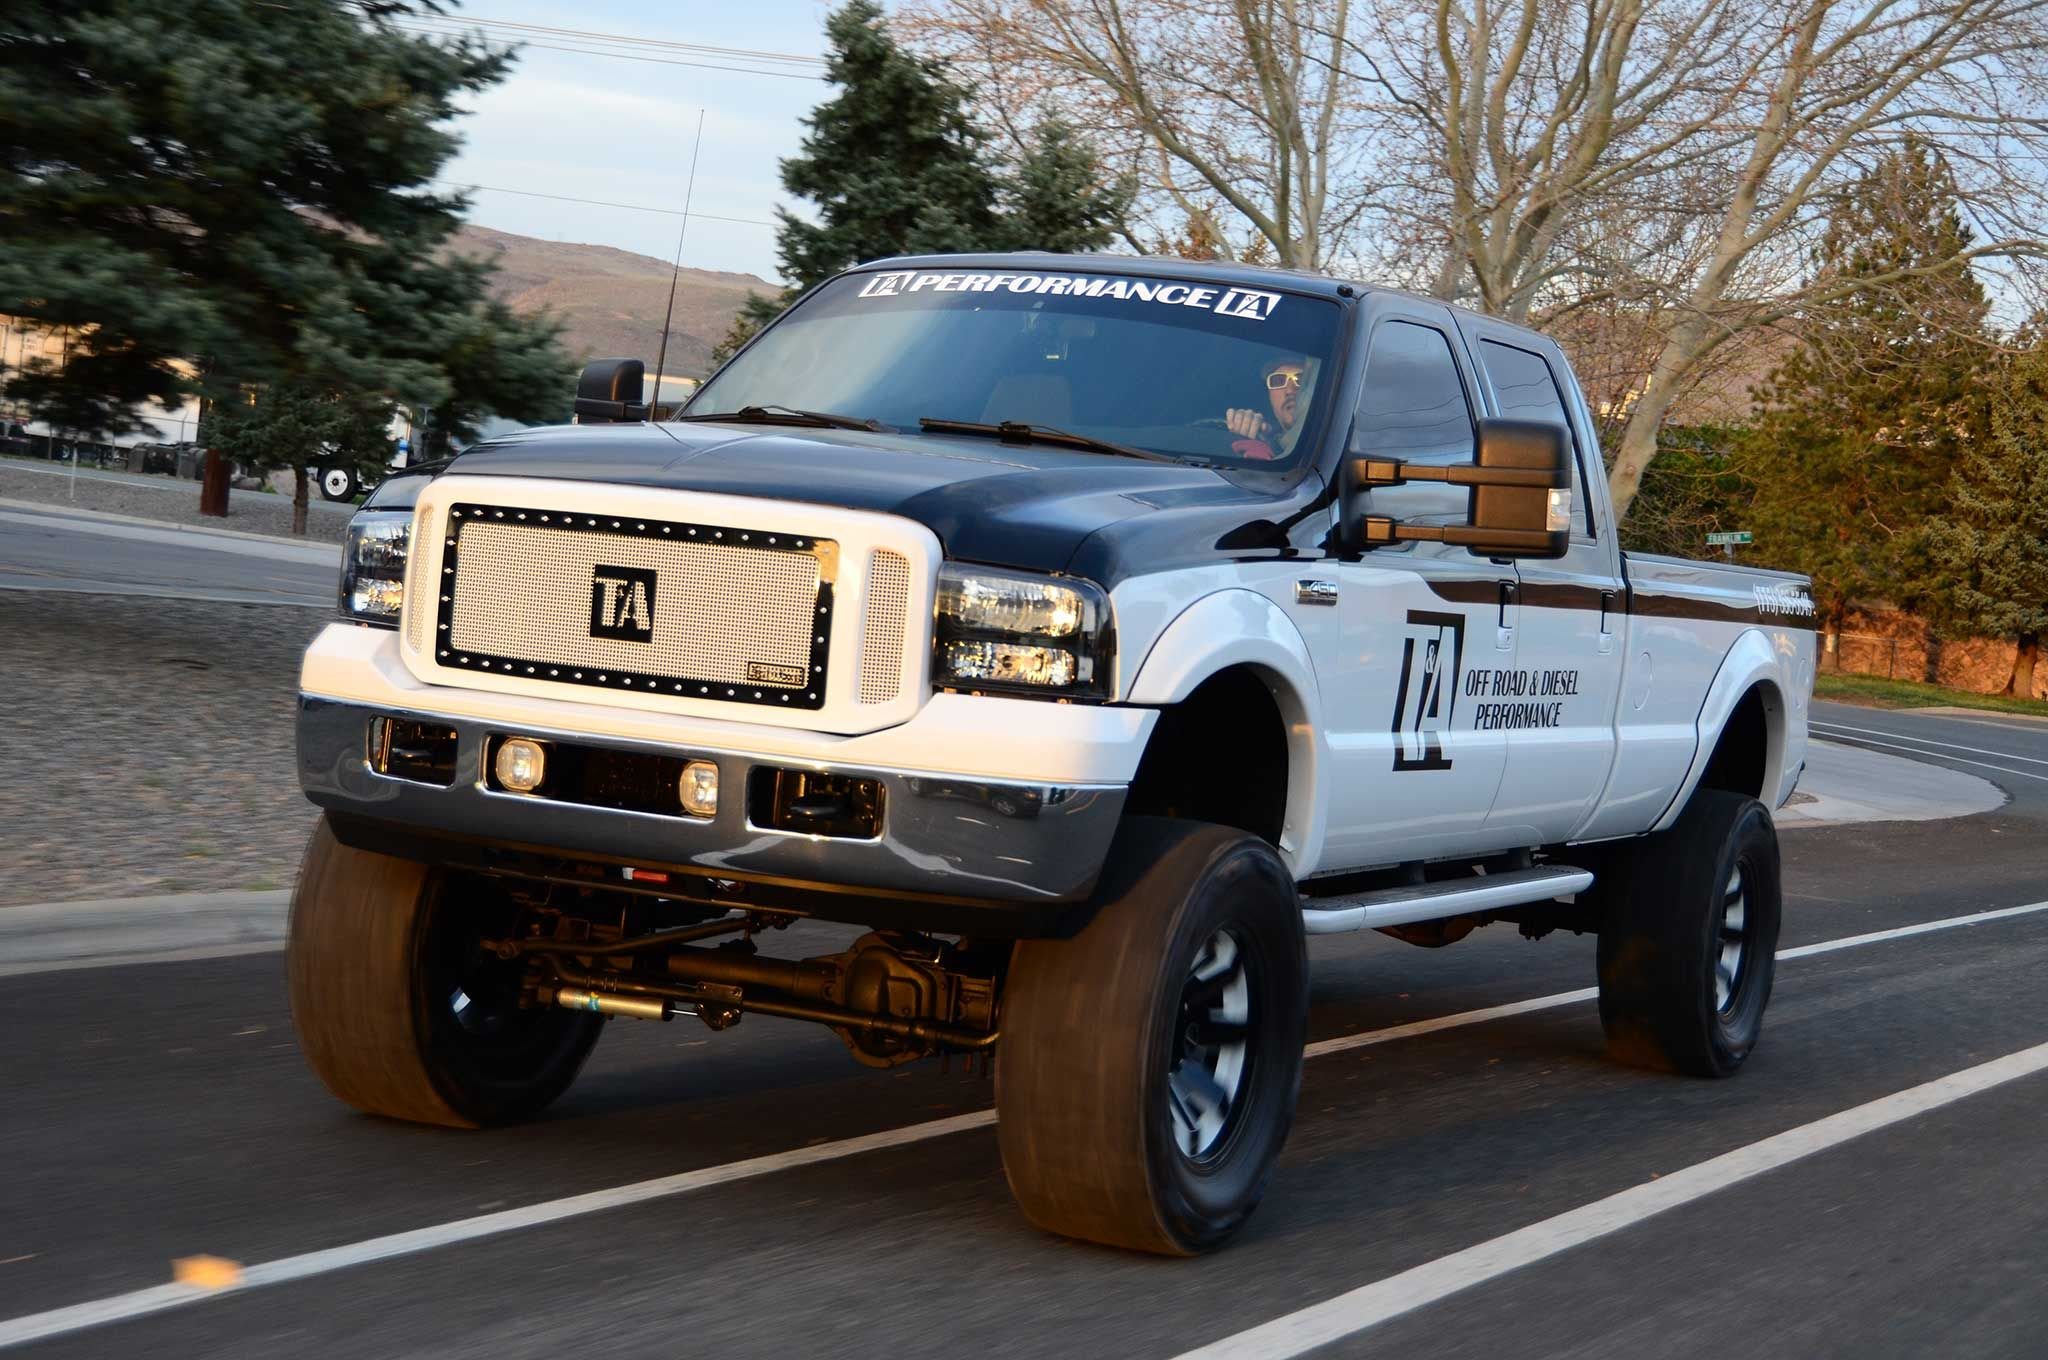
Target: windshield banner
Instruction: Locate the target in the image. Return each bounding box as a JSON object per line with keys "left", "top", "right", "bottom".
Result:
{"left": 853, "top": 269, "right": 1282, "bottom": 322}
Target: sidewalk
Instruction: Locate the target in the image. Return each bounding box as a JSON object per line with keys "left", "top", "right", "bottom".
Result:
{"left": 0, "top": 456, "right": 354, "bottom": 543}
{"left": 1775, "top": 737, "right": 2006, "bottom": 828}
{"left": 0, "top": 497, "right": 341, "bottom": 563}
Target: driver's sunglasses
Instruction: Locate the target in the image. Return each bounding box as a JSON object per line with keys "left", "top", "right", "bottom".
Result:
{"left": 1265, "top": 368, "right": 1305, "bottom": 391}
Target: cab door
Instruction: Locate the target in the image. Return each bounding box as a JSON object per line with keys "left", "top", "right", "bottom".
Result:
{"left": 1320, "top": 304, "right": 1517, "bottom": 870}
{"left": 1462, "top": 327, "right": 1627, "bottom": 845}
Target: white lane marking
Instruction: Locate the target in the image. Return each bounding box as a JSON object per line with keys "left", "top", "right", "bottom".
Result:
{"left": 1177, "top": 1038, "right": 2048, "bottom": 1360}
{"left": 1305, "top": 989, "right": 1595, "bottom": 1059}
{"left": 3, "top": 897, "right": 2045, "bottom": 1350}
{"left": 1807, "top": 726, "right": 2048, "bottom": 784}
{"left": 1811, "top": 718, "right": 2048, "bottom": 767}
{"left": 1778, "top": 899, "right": 2048, "bottom": 959}
{"left": 0, "top": 1112, "right": 998, "bottom": 1350}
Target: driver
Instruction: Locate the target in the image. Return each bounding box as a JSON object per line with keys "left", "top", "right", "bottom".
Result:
{"left": 1223, "top": 356, "right": 1308, "bottom": 461}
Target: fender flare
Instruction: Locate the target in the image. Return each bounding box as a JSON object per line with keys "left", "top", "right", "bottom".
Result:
{"left": 1652, "top": 628, "right": 1790, "bottom": 831}
{"left": 1123, "top": 589, "right": 1327, "bottom": 873}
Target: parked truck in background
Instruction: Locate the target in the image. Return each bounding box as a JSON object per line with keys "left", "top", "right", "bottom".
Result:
{"left": 289, "top": 254, "right": 1817, "bottom": 1253}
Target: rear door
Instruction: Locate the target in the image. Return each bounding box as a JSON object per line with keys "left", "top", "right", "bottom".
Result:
{"left": 1321, "top": 301, "right": 1517, "bottom": 869}
{"left": 1463, "top": 326, "right": 1627, "bottom": 845}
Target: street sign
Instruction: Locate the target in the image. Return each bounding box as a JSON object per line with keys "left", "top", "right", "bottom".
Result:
{"left": 1706, "top": 531, "right": 1753, "bottom": 546}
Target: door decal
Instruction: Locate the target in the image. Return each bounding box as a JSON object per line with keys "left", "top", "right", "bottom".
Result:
{"left": 1391, "top": 609, "right": 1465, "bottom": 771}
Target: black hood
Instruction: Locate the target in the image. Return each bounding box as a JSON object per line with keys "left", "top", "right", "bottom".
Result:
{"left": 433, "top": 421, "right": 1330, "bottom": 581}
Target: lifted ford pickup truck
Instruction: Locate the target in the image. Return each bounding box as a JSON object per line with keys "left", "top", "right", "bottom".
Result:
{"left": 292, "top": 253, "right": 1816, "bottom": 1254}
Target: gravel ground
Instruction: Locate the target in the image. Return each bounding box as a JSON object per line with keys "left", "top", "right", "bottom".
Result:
{"left": 0, "top": 456, "right": 356, "bottom": 544}
{"left": 0, "top": 592, "right": 328, "bottom": 906}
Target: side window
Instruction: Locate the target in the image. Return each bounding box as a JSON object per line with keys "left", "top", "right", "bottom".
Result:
{"left": 1356, "top": 321, "right": 1474, "bottom": 463}
{"left": 1478, "top": 339, "right": 1590, "bottom": 538}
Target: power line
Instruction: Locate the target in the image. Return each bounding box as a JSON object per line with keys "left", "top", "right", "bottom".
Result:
{"left": 392, "top": 23, "right": 824, "bottom": 79}
{"left": 421, "top": 13, "right": 826, "bottom": 67}
{"left": 436, "top": 181, "right": 779, "bottom": 229}
{"left": 393, "top": 15, "right": 826, "bottom": 80}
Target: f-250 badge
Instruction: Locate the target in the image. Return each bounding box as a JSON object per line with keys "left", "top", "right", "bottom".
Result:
{"left": 1391, "top": 609, "right": 1465, "bottom": 771}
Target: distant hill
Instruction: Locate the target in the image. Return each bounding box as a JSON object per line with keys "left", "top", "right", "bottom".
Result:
{"left": 450, "top": 224, "right": 777, "bottom": 379}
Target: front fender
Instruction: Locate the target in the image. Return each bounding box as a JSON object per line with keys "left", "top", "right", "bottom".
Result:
{"left": 1122, "top": 588, "right": 1327, "bottom": 873}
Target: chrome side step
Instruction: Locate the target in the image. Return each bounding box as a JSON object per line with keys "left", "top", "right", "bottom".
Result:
{"left": 1298, "top": 865, "right": 1594, "bottom": 936}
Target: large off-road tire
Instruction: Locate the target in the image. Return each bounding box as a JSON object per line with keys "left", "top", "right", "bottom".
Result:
{"left": 1596, "top": 790, "right": 1782, "bottom": 1077}
{"left": 997, "top": 818, "right": 1308, "bottom": 1254}
{"left": 287, "top": 817, "right": 602, "bottom": 1127}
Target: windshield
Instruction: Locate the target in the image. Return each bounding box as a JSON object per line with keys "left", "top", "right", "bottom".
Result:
{"left": 686, "top": 267, "right": 1345, "bottom": 467}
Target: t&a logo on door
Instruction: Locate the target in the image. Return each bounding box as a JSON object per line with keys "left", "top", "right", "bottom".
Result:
{"left": 1390, "top": 610, "right": 1466, "bottom": 771}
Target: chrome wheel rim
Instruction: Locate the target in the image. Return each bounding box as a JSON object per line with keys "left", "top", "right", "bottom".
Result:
{"left": 323, "top": 468, "right": 350, "bottom": 496}
{"left": 1716, "top": 863, "right": 1749, "bottom": 1015}
{"left": 1168, "top": 927, "right": 1253, "bottom": 1161}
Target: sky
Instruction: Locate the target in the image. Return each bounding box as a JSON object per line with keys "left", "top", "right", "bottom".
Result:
{"left": 424, "top": 1, "right": 842, "bottom": 284}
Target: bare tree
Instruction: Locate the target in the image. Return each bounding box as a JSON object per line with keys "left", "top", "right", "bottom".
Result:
{"left": 906, "top": 0, "right": 2048, "bottom": 519}
{"left": 901, "top": 0, "right": 1379, "bottom": 269}
{"left": 1334, "top": 0, "right": 2048, "bottom": 514}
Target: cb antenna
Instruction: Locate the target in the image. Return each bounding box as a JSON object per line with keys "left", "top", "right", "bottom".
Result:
{"left": 648, "top": 107, "right": 707, "bottom": 419}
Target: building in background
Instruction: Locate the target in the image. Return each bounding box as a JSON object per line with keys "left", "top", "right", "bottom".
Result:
{"left": 0, "top": 314, "right": 203, "bottom": 455}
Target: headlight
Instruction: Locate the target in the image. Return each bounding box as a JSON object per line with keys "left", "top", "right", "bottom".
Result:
{"left": 933, "top": 565, "right": 1111, "bottom": 699}
{"left": 340, "top": 514, "right": 409, "bottom": 626}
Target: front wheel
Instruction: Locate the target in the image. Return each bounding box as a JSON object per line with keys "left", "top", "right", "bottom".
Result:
{"left": 1596, "top": 790, "right": 1782, "bottom": 1077}
{"left": 287, "top": 817, "right": 602, "bottom": 1126}
{"left": 997, "top": 818, "right": 1307, "bottom": 1254}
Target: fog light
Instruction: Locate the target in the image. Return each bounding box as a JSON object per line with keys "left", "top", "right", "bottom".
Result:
{"left": 679, "top": 760, "right": 719, "bottom": 818}
{"left": 494, "top": 738, "right": 547, "bottom": 793}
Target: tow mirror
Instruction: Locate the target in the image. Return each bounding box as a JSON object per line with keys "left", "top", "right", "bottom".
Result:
{"left": 1344, "top": 418, "right": 1572, "bottom": 559}
{"left": 573, "top": 358, "right": 650, "bottom": 424}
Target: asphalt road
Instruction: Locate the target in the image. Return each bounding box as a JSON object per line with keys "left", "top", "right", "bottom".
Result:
{"left": 1810, "top": 699, "right": 2048, "bottom": 797}
{"left": 0, "top": 502, "right": 337, "bottom": 606}
{"left": 3, "top": 705, "right": 2046, "bottom": 1357}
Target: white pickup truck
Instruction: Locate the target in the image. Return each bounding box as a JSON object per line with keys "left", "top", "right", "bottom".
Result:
{"left": 291, "top": 253, "right": 1817, "bottom": 1254}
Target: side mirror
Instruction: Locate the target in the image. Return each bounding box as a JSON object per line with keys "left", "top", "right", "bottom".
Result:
{"left": 573, "top": 358, "right": 649, "bottom": 424}
{"left": 1344, "top": 418, "right": 1571, "bottom": 559}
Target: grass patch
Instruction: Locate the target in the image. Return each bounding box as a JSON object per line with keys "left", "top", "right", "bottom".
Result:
{"left": 1815, "top": 671, "right": 2048, "bottom": 718}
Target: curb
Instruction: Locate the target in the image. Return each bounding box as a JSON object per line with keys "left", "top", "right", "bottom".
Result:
{"left": 1910, "top": 705, "right": 2048, "bottom": 727}
{"left": 0, "top": 889, "right": 289, "bottom": 977}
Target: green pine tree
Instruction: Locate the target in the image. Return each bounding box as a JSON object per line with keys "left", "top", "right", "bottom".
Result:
{"left": 710, "top": 2, "right": 1128, "bottom": 367}
{"left": 209, "top": 382, "right": 393, "bottom": 532}
{"left": 0, "top": 0, "right": 569, "bottom": 477}
{"left": 1925, "top": 344, "right": 2048, "bottom": 697}
{"left": 1741, "top": 141, "right": 1992, "bottom": 648}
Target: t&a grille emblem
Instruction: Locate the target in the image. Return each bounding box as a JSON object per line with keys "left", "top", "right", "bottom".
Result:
{"left": 589, "top": 564, "right": 657, "bottom": 641}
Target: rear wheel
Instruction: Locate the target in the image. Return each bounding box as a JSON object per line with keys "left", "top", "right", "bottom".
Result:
{"left": 1596, "top": 790, "right": 1781, "bottom": 1077}
{"left": 997, "top": 818, "right": 1307, "bottom": 1254}
{"left": 287, "top": 817, "right": 602, "bottom": 1127}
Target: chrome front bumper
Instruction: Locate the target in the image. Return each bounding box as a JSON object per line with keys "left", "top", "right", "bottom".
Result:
{"left": 297, "top": 696, "right": 1128, "bottom": 920}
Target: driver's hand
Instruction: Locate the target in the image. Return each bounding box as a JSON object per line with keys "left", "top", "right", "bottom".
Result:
{"left": 1225, "top": 408, "right": 1270, "bottom": 439}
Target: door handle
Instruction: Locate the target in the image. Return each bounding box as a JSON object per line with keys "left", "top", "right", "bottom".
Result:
{"left": 1496, "top": 580, "right": 1516, "bottom": 652}
{"left": 1598, "top": 588, "right": 1618, "bottom": 654}
{"left": 1497, "top": 581, "right": 1518, "bottom": 627}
